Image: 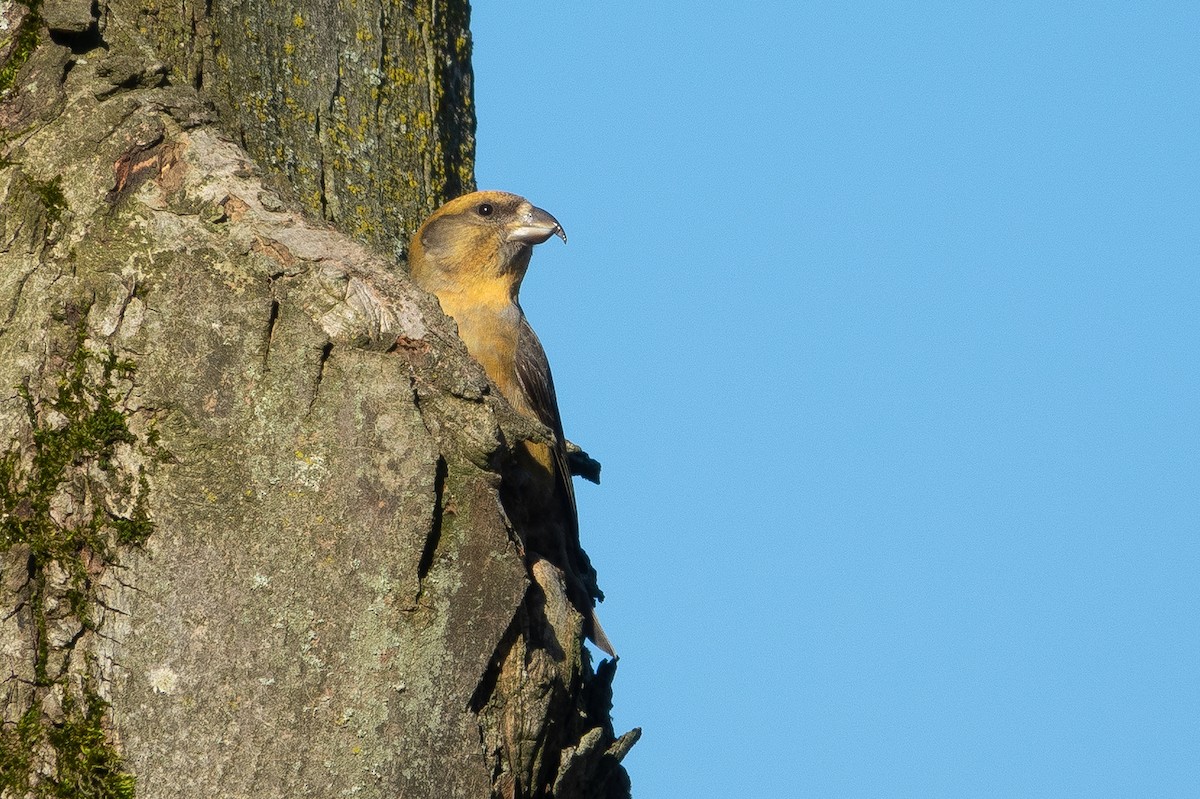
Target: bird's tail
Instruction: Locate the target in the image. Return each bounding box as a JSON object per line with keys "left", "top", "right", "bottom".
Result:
{"left": 589, "top": 610, "right": 617, "bottom": 659}
{"left": 530, "top": 556, "right": 618, "bottom": 659}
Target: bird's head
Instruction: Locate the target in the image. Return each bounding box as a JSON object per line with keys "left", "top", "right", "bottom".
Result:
{"left": 408, "top": 190, "right": 566, "bottom": 298}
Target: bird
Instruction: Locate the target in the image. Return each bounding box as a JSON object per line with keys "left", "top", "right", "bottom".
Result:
{"left": 408, "top": 190, "right": 614, "bottom": 657}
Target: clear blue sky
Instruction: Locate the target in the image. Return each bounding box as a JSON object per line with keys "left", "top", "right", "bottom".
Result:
{"left": 470, "top": 4, "right": 1198, "bottom": 797}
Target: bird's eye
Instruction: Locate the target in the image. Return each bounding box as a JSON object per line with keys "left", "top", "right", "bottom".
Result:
{"left": 477, "top": 203, "right": 494, "bottom": 217}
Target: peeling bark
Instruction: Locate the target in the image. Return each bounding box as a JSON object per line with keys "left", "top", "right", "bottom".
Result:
{"left": 1, "top": 1, "right": 635, "bottom": 797}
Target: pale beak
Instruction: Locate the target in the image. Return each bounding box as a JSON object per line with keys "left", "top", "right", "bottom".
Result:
{"left": 507, "top": 204, "right": 567, "bottom": 245}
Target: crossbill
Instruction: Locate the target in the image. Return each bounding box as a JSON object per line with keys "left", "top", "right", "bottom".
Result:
{"left": 408, "top": 190, "right": 614, "bottom": 657}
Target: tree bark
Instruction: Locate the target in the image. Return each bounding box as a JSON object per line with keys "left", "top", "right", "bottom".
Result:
{"left": 0, "top": 2, "right": 636, "bottom": 797}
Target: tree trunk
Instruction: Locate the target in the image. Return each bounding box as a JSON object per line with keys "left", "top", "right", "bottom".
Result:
{"left": 0, "top": 2, "right": 636, "bottom": 797}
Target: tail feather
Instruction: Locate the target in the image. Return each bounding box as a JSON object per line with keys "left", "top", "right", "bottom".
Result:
{"left": 589, "top": 610, "right": 617, "bottom": 659}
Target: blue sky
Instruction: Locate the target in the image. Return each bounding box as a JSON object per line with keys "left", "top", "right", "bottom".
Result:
{"left": 470, "top": 4, "right": 1198, "bottom": 797}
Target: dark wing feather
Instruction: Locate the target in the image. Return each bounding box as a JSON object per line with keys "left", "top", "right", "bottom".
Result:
{"left": 513, "top": 315, "right": 567, "bottom": 444}
{"left": 513, "top": 315, "right": 603, "bottom": 602}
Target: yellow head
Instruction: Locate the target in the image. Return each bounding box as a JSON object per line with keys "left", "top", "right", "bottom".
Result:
{"left": 408, "top": 190, "right": 566, "bottom": 300}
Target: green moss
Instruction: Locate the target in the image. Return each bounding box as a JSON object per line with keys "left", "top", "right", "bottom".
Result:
{"left": 46, "top": 684, "right": 137, "bottom": 799}
{"left": 29, "top": 175, "right": 67, "bottom": 224}
{"left": 0, "top": 0, "right": 41, "bottom": 95}
{"left": 0, "top": 683, "right": 135, "bottom": 799}
{"left": 0, "top": 704, "right": 39, "bottom": 790}
{"left": 0, "top": 323, "right": 152, "bottom": 797}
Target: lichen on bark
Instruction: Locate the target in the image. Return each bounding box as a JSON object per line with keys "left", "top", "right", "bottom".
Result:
{"left": 118, "top": 0, "right": 476, "bottom": 258}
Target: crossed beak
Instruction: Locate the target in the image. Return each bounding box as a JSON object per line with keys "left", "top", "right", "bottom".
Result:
{"left": 507, "top": 204, "right": 568, "bottom": 245}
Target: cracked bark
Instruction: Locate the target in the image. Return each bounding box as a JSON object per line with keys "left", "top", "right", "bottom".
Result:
{"left": 1, "top": 1, "right": 635, "bottom": 798}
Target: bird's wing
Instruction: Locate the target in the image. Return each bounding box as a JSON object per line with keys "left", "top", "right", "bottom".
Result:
{"left": 513, "top": 315, "right": 567, "bottom": 444}
{"left": 513, "top": 316, "right": 603, "bottom": 600}
{"left": 513, "top": 316, "right": 577, "bottom": 520}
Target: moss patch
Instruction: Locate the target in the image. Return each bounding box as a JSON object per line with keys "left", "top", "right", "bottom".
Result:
{"left": 0, "top": 680, "right": 137, "bottom": 799}
{"left": 28, "top": 175, "right": 67, "bottom": 225}
{"left": 0, "top": 0, "right": 42, "bottom": 96}
{"left": 0, "top": 323, "right": 152, "bottom": 797}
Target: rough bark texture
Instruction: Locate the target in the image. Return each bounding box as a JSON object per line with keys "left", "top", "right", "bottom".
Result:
{"left": 124, "top": 0, "right": 476, "bottom": 258}
{"left": 0, "top": 2, "right": 636, "bottom": 797}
